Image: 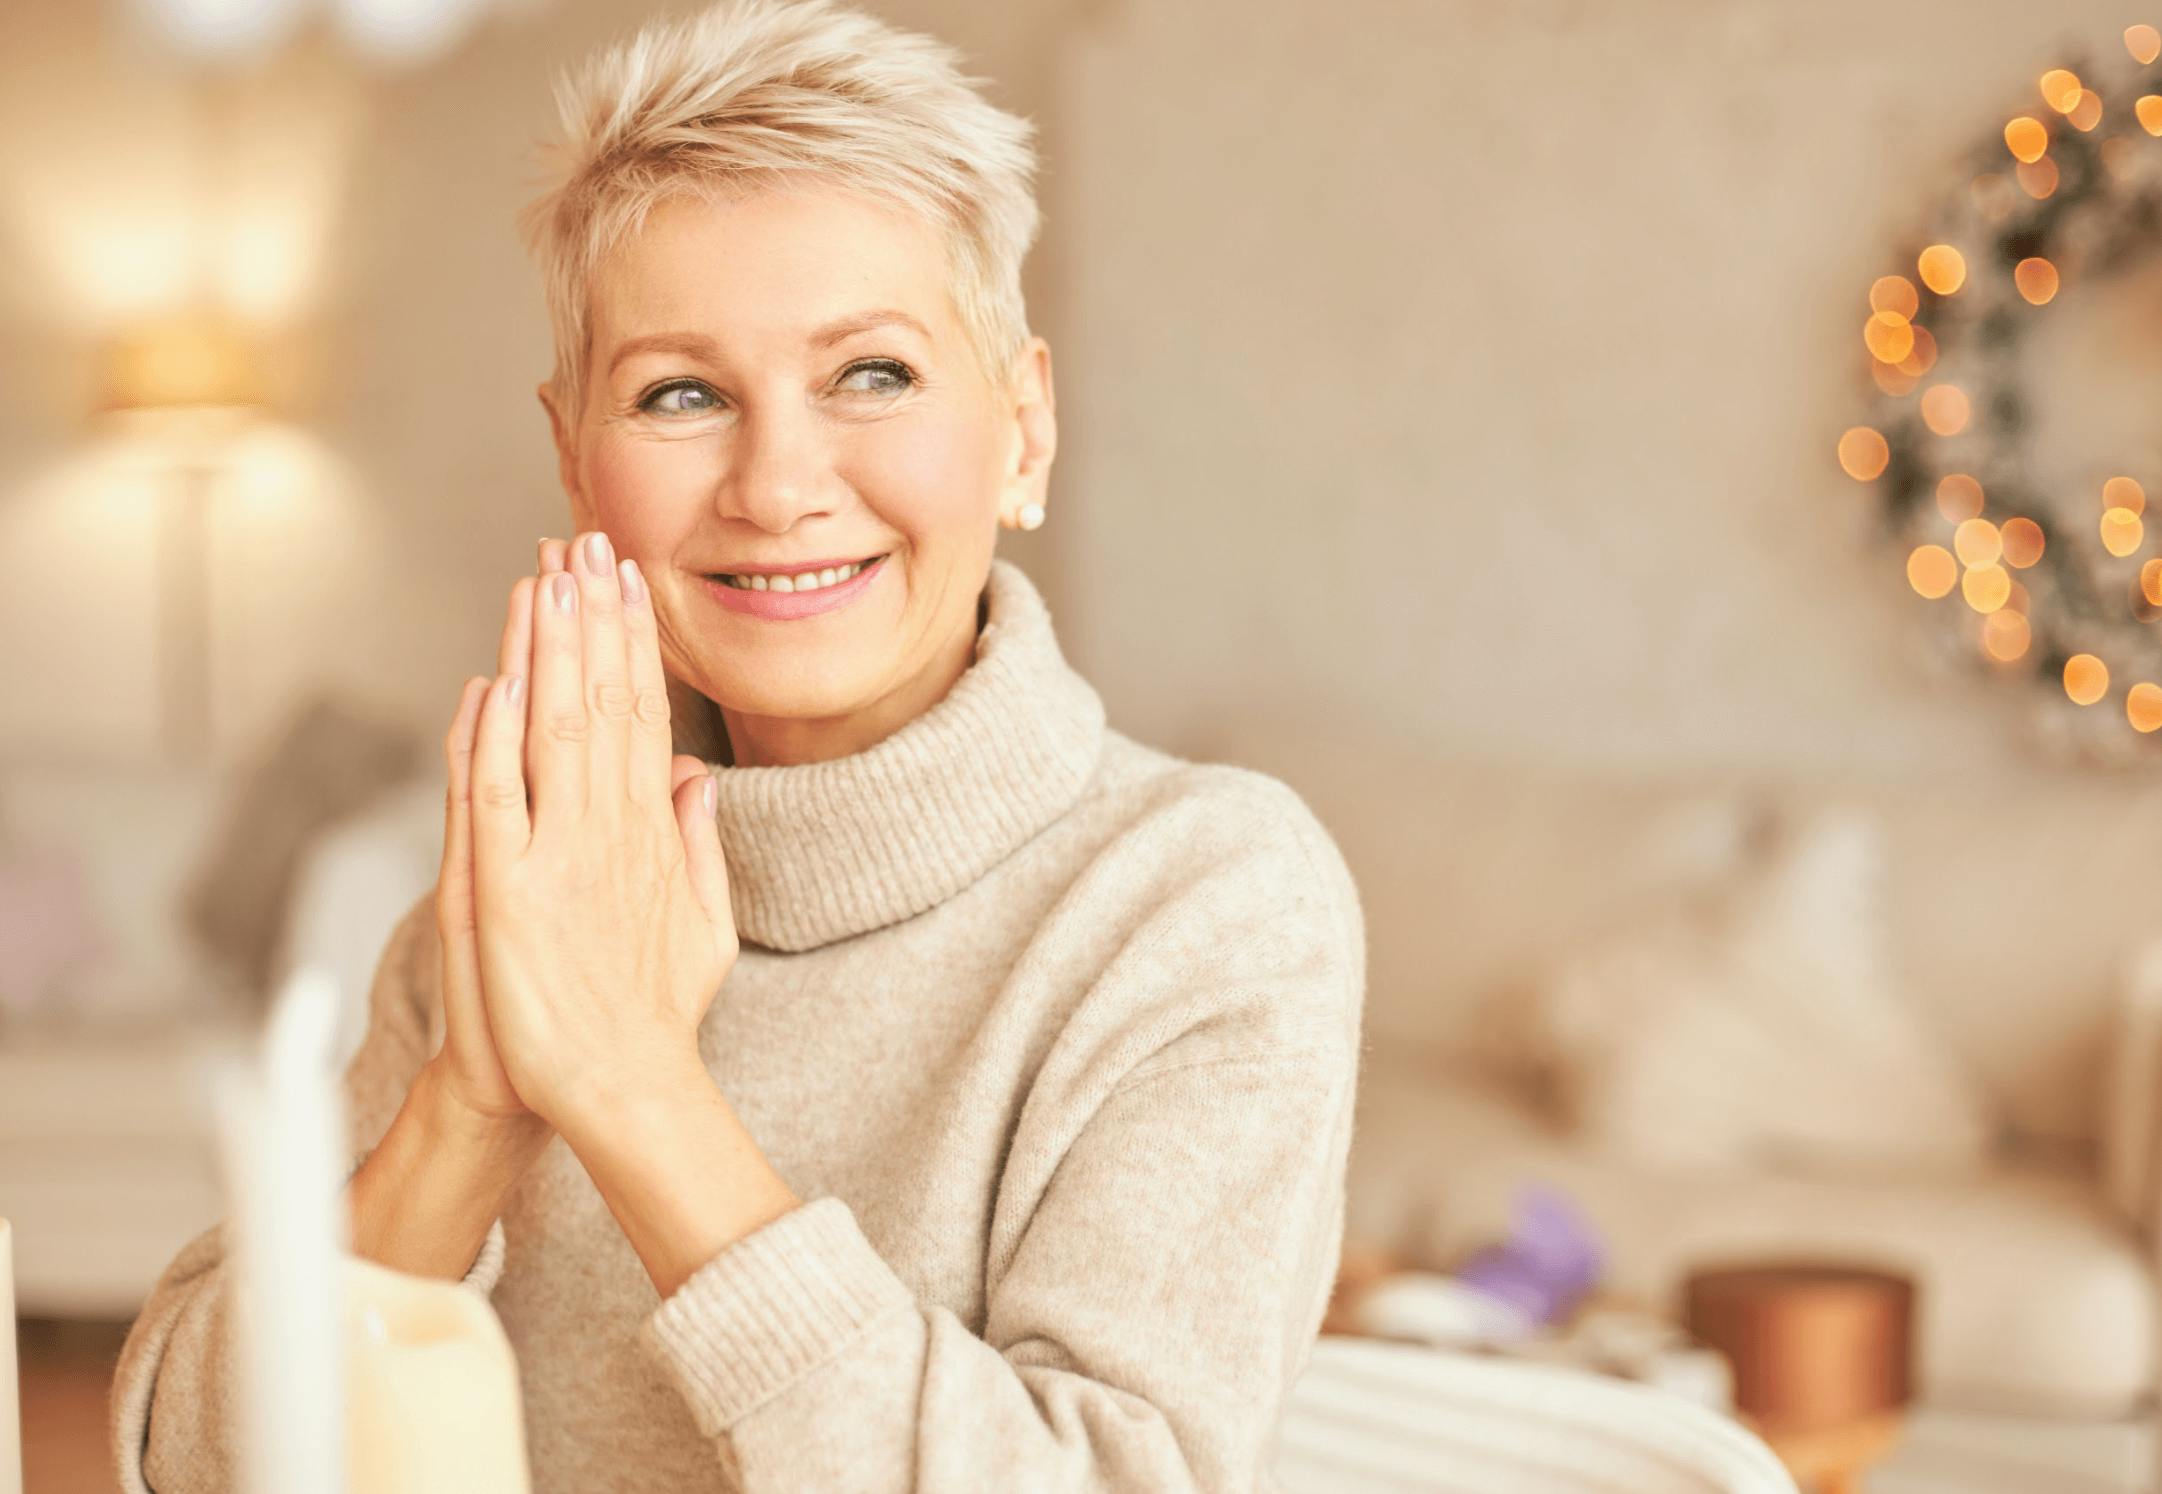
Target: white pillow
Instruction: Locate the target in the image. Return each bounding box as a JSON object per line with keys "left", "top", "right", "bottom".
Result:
{"left": 1524, "top": 802, "right": 2001, "bottom": 1176}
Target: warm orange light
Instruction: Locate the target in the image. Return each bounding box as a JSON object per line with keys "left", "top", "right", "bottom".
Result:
{"left": 1864, "top": 312, "right": 1915, "bottom": 363}
{"left": 2102, "top": 507, "right": 2145, "bottom": 556}
{"left": 2040, "top": 70, "right": 2084, "bottom": 113}
{"left": 1897, "top": 326, "right": 1939, "bottom": 376}
{"left": 1838, "top": 427, "right": 1890, "bottom": 481}
{"left": 1869, "top": 276, "right": 1920, "bottom": 319}
{"left": 1982, "top": 609, "right": 2031, "bottom": 662}
{"left": 2140, "top": 95, "right": 2162, "bottom": 135}
{"left": 2017, "top": 157, "right": 2060, "bottom": 199}
{"left": 2005, "top": 116, "right": 2050, "bottom": 162}
{"left": 1872, "top": 361, "right": 1919, "bottom": 397}
{"left": 1961, "top": 563, "right": 2011, "bottom": 613}
{"left": 2143, "top": 558, "right": 2162, "bottom": 606}
{"left": 2132, "top": 25, "right": 2162, "bottom": 65}
{"left": 1907, "top": 545, "right": 1957, "bottom": 599}
{"left": 2066, "top": 653, "right": 2111, "bottom": 704}
{"left": 2000, "top": 516, "right": 2046, "bottom": 568}
{"left": 2015, "top": 258, "right": 2060, "bottom": 305}
{"left": 2007, "top": 579, "right": 2031, "bottom": 615}
{"left": 1936, "top": 473, "right": 1985, "bottom": 522}
{"left": 2069, "top": 90, "right": 2104, "bottom": 132}
{"left": 1954, "top": 517, "right": 2003, "bottom": 567}
{"left": 1920, "top": 384, "right": 1970, "bottom": 435}
{"left": 1917, "top": 245, "right": 1967, "bottom": 295}
{"left": 2130, "top": 683, "right": 2162, "bottom": 732}
{"left": 2104, "top": 476, "right": 2146, "bottom": 516}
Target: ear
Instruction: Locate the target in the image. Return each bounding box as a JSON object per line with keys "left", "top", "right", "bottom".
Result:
{"left": 997, "top": 336, "right": 1056, "bottom": 522}
{"left": 537, "top": 380, "right": 589, "bottom": 525}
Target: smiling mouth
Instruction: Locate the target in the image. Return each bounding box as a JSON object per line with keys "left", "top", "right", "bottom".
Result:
{"left": 709, "top": 554, "right": 889, "bottom": 592}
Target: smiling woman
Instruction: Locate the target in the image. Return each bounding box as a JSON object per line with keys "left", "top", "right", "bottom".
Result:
{"left": 108, "top": 3, "right": 1367, "bottom": 1491}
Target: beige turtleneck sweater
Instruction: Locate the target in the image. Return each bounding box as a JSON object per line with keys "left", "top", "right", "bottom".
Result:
{"left": 110, "top": 557, "right": 1368, "bottom": 1492}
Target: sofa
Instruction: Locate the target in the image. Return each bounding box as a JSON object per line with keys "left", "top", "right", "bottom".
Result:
{"left": 1187, "top": 715, "right": 2162, "bottom": 1493}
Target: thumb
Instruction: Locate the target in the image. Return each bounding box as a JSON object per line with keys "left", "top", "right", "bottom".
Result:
{"left": 670, "top": 754, "right": 735, "bottom": 963}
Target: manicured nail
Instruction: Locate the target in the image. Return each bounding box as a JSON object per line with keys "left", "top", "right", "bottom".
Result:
{"left": 619, "top": 557, "right": 646, "bottom": 604}
{"left": 703, "top": 774, "right": 717, "bottom": 814}
{"left": 584, "top": 531, "right": 613, "bottom": 574}
{"left": 506, "top": 673, "right": 525, "bottom": 707}
{"left": 552, "top": 572, "right": 577, "bottom": 612}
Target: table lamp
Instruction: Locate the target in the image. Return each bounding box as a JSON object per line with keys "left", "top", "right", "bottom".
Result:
{"left": 96, "top": 310, "right": 269, "bottom": 764}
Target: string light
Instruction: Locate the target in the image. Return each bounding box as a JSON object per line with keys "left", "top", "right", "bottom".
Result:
{"left": 1982, "top": 609, "right": 2031, "bottom": 661}
{"left": 2142, "top": 558, "right": 2162, "bottom": 606}
{"left": 1837, "top": 426, "right": 1890, "bottom": 480}
{"left": 2131, "top": 24, "right": 2162, "bottom": 64}
{"left": 1954, "top": 517, "right": 2003, "bottom": 567}
{"left": 2130, "top": 683, "right": 2162, "bottom": 731}
{"left": 2001, "top": 516, "right": 2046, "bottom": 568}
{"left": 1908, "top": 545, "right": 1958, "bottom": 599}
{"left": 2065, "top": 654, "right": 2111, "bottom": 704}
{"left": 2014, "top": 257, "right": 2060, "bottom": 303}
{"left": 2139, "top": 95, "right": 2162, "bottom": 134}
{"left": 2005, "top": 116, "right": 2051, "bottom": 162}
{"left": 1962, "top": 563, "right": 2012, "bottom": 612}
{"left": 2017, "top": 157, "right": 2061, "bottom": 199}
{"left": 1864, "top": 310, "right": 1916, "bottom": 361}
{"left": 1920, "top": 383, "right": 1971, "bottom": 434}
{"left": 2101, "top": 507, "right": 2145, "bottom": 556}
{"left": 2103, "top": 476, "right": 2146, "bottom": 515}
{"left": 1936, "top": 473, "right": 1986, "bottom": 522}
{"left": 1917, "top": 245, "right": 1967, "bottom": 294}
{"left": 2069, "top": 90, "right": 2105, "bottom": 132}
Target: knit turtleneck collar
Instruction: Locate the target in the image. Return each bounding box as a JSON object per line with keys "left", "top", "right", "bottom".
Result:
{"left": 695, "top": 558, "right": 1106, "bottom": 953}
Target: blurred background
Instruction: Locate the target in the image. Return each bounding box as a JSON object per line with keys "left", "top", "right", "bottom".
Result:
{"left": 6, "top": 0, "right": 2162, "bottom": 1490}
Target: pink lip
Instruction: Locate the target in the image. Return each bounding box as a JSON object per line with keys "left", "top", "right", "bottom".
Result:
{"left": 699, "top": 553, "right": 889, "bottom": 619}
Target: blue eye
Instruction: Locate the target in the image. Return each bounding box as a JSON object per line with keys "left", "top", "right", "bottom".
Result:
{"left": 640, "top": 380, "right": 718, "bottom": 417}
{"left": 841, "top": 359, "right": 917, "bottom": 394}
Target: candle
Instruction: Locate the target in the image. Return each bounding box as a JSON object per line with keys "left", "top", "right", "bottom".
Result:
{"left": 2, "top": 1217, "right": 20, "bottom": 1494}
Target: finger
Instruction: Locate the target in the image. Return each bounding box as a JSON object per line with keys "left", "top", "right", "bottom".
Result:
{"left": 671, "top": 756, "right": 735, "bottom": 967}
{"left": 571, "top": 529, "right": 633, "bottom": 809}
{"left": 472, "top": 670, "right": 533, "bottom": 864}
{"left": 438, "top": 676, "right": 490, "bottom": 1041}
{"left": 618, "top": 556, "right": 673, "bottom": 807}
{"left": 538, "top": 536, "right": 570, "bottom": 575}
{"left": 530, "top": 567, "right": 588, "bottom": 820}
{"left": 498, "top": 576, "right": 539, "bottom": 805}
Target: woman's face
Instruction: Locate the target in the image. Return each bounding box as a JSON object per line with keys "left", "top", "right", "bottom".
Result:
{"left": 542, "top": 185, "right": 1054, "bottom": 759}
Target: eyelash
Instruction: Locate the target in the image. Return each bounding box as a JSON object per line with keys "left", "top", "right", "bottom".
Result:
{"left": 637, "top": 359, "right": 918, "bottom": 415}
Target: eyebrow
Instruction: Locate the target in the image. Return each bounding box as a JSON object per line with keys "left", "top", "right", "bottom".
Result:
{"left": 607, "top": 309, "right": 933, "bottom": 374}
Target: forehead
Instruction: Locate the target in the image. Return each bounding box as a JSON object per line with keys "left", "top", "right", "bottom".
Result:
{"left": 588, "top": 186, "right": 956, "bottom": 351}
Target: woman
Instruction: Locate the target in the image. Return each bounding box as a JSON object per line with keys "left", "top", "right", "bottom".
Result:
{"left": 112, "top": 1, "right": 1365, "bottom": 1488}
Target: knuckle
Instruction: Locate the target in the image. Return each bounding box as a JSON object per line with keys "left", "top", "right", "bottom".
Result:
{"left": 633, "top": 687, "right": 672, "bottom": 727}
{"left": 546, "top": 708, "right": 590, "bottom": 742}
{"left": 591, "top": 682, "right": 636, "bottom": 720}
{"left": 477, "top": 779, "right": 528, "bottom": 811}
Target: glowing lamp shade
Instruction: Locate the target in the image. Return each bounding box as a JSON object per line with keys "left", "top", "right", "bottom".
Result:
{"left": 99, "top": 312, "right": 268, "bottom": 415}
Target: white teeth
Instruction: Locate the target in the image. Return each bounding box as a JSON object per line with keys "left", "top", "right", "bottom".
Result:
{"left": 721, "top": 559, "right": 870, "bottom": 592}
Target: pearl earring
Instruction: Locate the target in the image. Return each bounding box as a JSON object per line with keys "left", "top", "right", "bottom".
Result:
{"left": 1017, "top": 502, "right": 1046, "bottom": 531}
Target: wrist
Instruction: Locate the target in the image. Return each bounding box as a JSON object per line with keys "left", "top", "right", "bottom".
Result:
{"left": 416, "top": 1058, "right": 553, "bottom": 1160}
{"left": 545, "top": 1042, "right": 710, "bottom": 1145}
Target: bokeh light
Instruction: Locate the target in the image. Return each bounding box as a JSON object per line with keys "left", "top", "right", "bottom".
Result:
{"left": 1864, "top": 311, "right": 1916, "bottom": 362}
{"left": 2065, "top": 653, "right": 2111, "bottom": 704}
{"left": 1907, "top": 545, "right": 1957, "bottom": 599}
{"left": 2004, "top": 116, "right": 2050, "bottom": 162}
{"left": 1897, "top": 326, "right": 1939, "bottom": 376}
{"left": 1920, "top": 383, "right": 1970, "bottom": 435}
{"left": 1869, "top": 275, "right": 1920, "bottom": 318}
{"left": 2131, "top": 24, "right": 2162, "bottom": 65}
{"left": 2040, "top": 70, "right": 2084, "bottom": 113}
{"left": 1838, "top": 426, "right": 1890, "bottom": 480}
{"left": 1982, "top": 609, "right": 2031, "bottom": 661}
{"left": 1961, "top": 563, "right": 2011, "bottom": 613}
{"left": 2014, "top": 257, "right": 2060, "bottom": 304}
{"left": 2139, "top": 95, "right": 2162, "bottom": 135}
{"left": 2144, "top": 559, "right": 2162, "bottom": 607}
{"left": 2104, "top": 476, "right": 2146, "bottom": 516}
{"left": 1954, "top": 517, "right": 2003, "bottom": 567}
{"left": 2130, "top": 683, "right": 2162, "bottom": 732}
{"left": 2017, "top": 157, "right": 2060, "bottom": 199}
{"left": 2069, "top": 90, "right": 2104, "bottom": 132}
{"left": 1917, "top": 245, "right": 1967, "bottom": 295}
{"left": 2102, "top": 507, "right": 2145, "bottom": 556}
{"left": 1871, "top": 361, "right": 1919, "bottom": 397}
{"left": 1936, "top": 473, "right": 1985, "bottom": 522}
{"left": 2001, "top": 516, "right": 2046, "bottom": 568}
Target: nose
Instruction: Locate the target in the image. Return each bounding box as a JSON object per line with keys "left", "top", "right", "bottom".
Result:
{"left": 710, "top": 395, "right": 839, "bottom": 532}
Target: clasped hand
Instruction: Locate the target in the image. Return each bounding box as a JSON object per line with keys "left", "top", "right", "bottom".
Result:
{"left": 431, "top": 530, "right": 738, "bottom": 1135}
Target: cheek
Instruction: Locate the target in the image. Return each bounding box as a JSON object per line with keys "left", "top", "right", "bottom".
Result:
{"left": 847, "top": 416, "right": 999, "bottom": 536}
{"left": 580, "top": 435, "right": 709, "bottom": 551}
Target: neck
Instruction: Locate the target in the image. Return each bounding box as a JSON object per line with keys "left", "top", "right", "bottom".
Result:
{"left": 696, "top": 588, "right": 989, "bottom": 769}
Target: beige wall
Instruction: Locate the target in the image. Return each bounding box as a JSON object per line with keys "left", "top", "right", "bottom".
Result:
{"left": 2, "top": 0, "right": 2158, "bottom": 778}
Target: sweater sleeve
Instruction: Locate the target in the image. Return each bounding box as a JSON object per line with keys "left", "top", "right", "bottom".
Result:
{"left": 108, "top": 887, "right": 508, "bottom": 1494}
{"left": 637, "top": 780, "right": 1367, "bottom": 1491}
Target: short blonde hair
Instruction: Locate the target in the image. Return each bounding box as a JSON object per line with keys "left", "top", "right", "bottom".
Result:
{"left": 520, "top": 0, "right": 1042, "bottom": 418}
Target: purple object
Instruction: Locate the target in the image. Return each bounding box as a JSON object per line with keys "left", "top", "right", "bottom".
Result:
{"left": 1454, "top": 1183, "right": 1606, "bottom": 1327}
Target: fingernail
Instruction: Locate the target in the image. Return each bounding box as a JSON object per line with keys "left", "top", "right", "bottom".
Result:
{"left": 553, "top": 572, "right": 577, "bottom": 612}
{"left": 619, "top": 557, "right": 647, "bottom": 604}
{"left": 506, "top": 673, "right": 525, "bottom": 707}
{"left": 584, "top": 531, "right": 613, "bottom": 574}
{"left": 703, "top": 773, "right": 717, "bottom": 814}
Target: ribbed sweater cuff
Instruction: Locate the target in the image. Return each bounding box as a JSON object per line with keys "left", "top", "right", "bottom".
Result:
{"left": 639, "top": 1196, "right": 916, "bottom": 1436}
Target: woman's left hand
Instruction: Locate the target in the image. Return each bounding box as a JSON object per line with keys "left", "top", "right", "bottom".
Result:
{"left": 465, "top": 528, "right": 739, "bottom": 1131}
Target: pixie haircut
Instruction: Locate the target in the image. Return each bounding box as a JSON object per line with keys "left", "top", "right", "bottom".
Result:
{"left": 520, "top": 0, "right": 1043, "bottom": 420}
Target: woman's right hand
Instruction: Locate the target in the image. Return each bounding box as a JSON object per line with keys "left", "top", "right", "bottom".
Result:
{"left": 426, "top": 571, "right": 547, "bottom": 1126}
